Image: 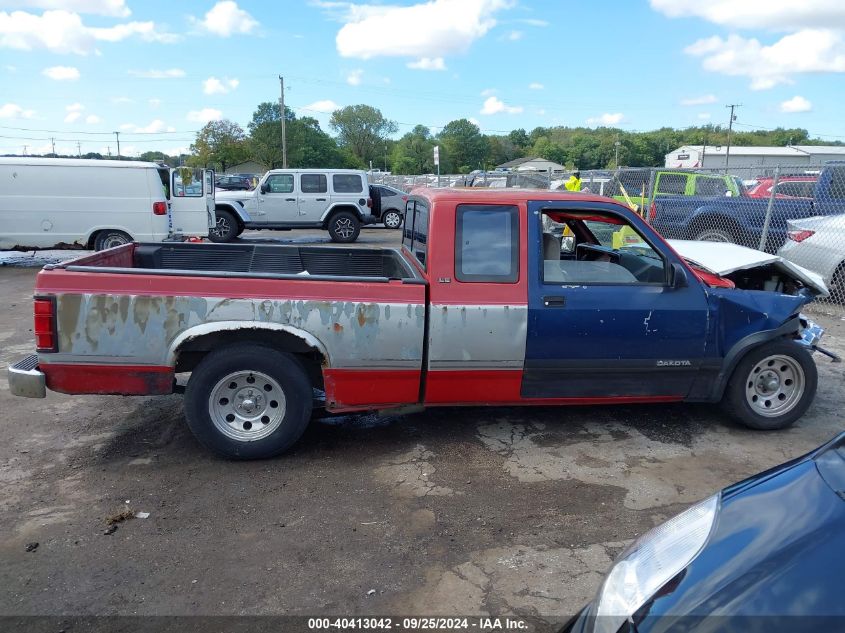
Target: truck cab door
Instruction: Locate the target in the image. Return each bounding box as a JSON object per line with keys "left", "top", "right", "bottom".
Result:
{"left": 169, "top": 167, "right": 211, "bottom": 237}
{"left": 255, "top": 173, "right": 298, "bottom": 223}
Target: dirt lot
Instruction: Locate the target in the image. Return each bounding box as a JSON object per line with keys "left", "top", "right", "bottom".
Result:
{"left": 1, "top": 228, "right": 844, "bottom": 631}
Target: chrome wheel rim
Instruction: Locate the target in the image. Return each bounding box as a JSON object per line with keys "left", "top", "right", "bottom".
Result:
{"left": 210, "top": 216, "right": 231, "bottom": 238}
{"left": 696, "top": 229, "right": 731, "bottom": 243}
{"left": 384, "top": 212, "right": 401, "bottom": 229}
{"left": 745, "top": 354, "right": 805, "bottom": 417}
{"left": 208, "top": 370, "right": 287, "bottom": 441}
{"left": 334, "top": 217, "right": 354, "bottom": 239}
{"left": 102, "top": 234, "right": 129, "bottom": 249}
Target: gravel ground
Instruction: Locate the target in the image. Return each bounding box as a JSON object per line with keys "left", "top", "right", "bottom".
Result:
{"left": 1, "top": 227, "right": 843, "bottom": 632}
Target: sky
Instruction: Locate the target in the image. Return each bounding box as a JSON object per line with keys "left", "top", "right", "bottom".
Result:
{"left": 1, "top": 0, "right": 845, "bottom": 157}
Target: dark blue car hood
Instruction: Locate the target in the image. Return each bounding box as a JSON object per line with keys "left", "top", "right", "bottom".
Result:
{"left": 637, "top": 433, "right": 845, "bottom": 631}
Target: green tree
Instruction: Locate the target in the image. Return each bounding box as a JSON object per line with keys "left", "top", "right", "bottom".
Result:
{"left": 438, "top": 119, "right": 487, "bottom": 173}
{"left": 246, "top": 102, "right": 345, "bottom": 168}
{"left": 139, "top": 151, "right": 168, "bottom": 163}
{"left": 329, "top": 104, "right": 398, "bottom": 166}
{"left": 189, "top": 119, "right": 249, "bottom": 172}
{"left": 391, "top": 125, "right": 436, "bottom": 174}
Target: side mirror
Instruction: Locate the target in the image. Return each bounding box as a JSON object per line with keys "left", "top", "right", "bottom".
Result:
{"left": 670, "top": 262, "right": 689, "bottom": 289}
{"left": 260, "top": 182, "right": 269, "bottom": 194}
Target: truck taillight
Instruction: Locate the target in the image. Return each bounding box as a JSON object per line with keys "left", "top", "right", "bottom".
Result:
{"left": 648, "top": 201, "right": 656, "bottom": 223}
{"left": 33, "top": 296, "right": 57, "bottom": 352}
{"left": 152, "top": 201, "right": 167, "bottom": 215}
{"left": 367, "top": 197, "right": 372, "bottom": 208}
{"left": 788, "top": 229, "right": 815, "bottom": 243}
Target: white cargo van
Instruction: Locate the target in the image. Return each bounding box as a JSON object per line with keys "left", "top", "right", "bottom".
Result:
{"left": 0, "top": 158, "right": 215, "bottom": 250}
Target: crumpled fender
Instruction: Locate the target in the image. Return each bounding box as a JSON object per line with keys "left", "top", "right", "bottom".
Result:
{"left": 706, "top": 288, "right": 811, "bottom": 400}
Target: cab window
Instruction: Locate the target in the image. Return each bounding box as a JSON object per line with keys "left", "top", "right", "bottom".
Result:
{"left": 455, "top": 204, "right": 519, "bottom": 283}
{"left": 172, "top": 168, "right": 204, "bottom": 197}
{"left": 656, "top": 173, "right": 688, "bottom": 195}
{"left": 402, "top": 198, "right": 429, "bottom": 269}
{"left": 541, "top": 210, "right": 666, "bottom": 285}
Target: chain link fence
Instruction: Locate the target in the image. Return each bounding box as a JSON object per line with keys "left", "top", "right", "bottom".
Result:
{"left": 371, "top": 164, "right": 845, "bottom": 308}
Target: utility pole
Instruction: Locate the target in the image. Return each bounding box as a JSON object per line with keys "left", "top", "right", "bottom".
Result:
{"left": 724, "top": 104, "right": 741, "bottom": 172}
{"left": 279, "top": 75, "right": 287, "bottom": 168}
{"left": 614, "top": 134, "right": 621, "bottom": 168}
{"left": 22, "top": 145, "right": 28, "bottom": 156}
{"left": 50, "top": 137, "right": 56, "bottom": 155}
{"left": 77, "top": 141, "right": 82, "bottom": 157}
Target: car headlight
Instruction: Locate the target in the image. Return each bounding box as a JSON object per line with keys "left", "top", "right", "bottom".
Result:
{"left": 593, "top": 494, "right": 720, "bottom": 633}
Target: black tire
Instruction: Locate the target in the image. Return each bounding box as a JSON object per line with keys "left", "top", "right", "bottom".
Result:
{"left": 184, "top": 344, "right": 313, "bottom": 459}
{"left": 383, "top": 210, "right": 403, "bottom": 229}
{"left": 209, "top": 209, "right": 238, "bottom": 243}
{"left": 721, "top": 340, "right": 817, "bottom": 430}
{"left": 328, "top": 211, "right": 361, "bottom": 243}
{"left": 830, "top": 263, "right": 845, "bottom": 304}
{"left": 94, "top": 230, "right": 132, "bottom": 251}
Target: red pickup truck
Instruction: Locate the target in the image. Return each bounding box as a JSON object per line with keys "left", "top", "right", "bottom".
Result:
{"left": 8, "top": 189, "right": 829, "bottom": 459}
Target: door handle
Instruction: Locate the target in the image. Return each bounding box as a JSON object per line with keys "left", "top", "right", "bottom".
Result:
{"left": 285, "top": 198, "right": 296, "bottom": 201}
{"left": 315, "top": 198, "right": 327, "bottom": 201}
{"left": 543, "top": 296, "right": 566, "bottom": 307}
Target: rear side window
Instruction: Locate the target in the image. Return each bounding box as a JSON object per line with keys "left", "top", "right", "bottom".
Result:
{"left": 694, "top": 176, "right": 728, "bottom": 196}
{"left": 301, "top": 174, "right": 327, "bottom": 193}
{"left": 402, "top": 198, "right": 429, "bottom": 269}
{"left": 657, "top": 173, "right": 688, "bottom": 195}
{"left": 455, "top": 204, "right": 519, "bottom": 283}
{"left": 379, "top": 187, "right": 396, "bottom": 197}
{"left": 333, "top": 174, "right": 363, "bottom": 193}
{"left": 173, "top": 168, "right": 204, "bottom": 197}
{"left": 266, "top": 174, "right": 294, "bottom": 193}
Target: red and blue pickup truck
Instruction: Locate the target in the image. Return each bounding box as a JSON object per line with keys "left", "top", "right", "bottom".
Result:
{"left": 8, "top": 189, "right": 832, "bottom": 459}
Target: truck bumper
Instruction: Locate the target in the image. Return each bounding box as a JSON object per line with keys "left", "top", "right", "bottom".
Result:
{"left": 8, "top": 354, "right": 46, "bottom": 398}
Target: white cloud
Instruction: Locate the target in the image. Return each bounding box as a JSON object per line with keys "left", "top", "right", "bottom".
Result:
{"left": 504, "top": 29, "right": 522, "bottom": 41}
{"left": 780, "top": 95, "right": 813, "bottom": 112}
{"left": 0, "top": 9, "right": 177, "bottom": 54}
{"left": 203, "top": 76, "right": 239, "bottom": 95}
{"left": 303, "top": 99, "right": 341, "bottom": 113}
{"left": 649, "top": 0, "right": 845, "bottom": 31}
{"left": 468, "top": 117, "right": 480, "bottom": 126}
{"left": 111, "top": 95, "right": 133, "bottom": 104}
{"left": 191, "top": 1, "right": 258, "bottom": 37}
{"left": 148, "top": 98, "right": 161, "bottom": 108}
{"left": 480, "top": 88, "right": 496, "bottom": 96}
{"left": 406, "top": 56, "right": 445, "bottom": 70}
{"left": 346, "top": 68, "right": 363, "bottom": 85}
{"left": 85, "top": 114, "right": 100, "bottom": 123}
{"left": 0, "top": 1, "right": 131, "bottom": 17}
{"left": 517, "top": 18, "right": 548, "bottom": 27}
{"left": 120, "top": 119, "right": 175, "bottom": 133}
{"left": 480, "top": 95, "right": 523, "bottom": 115}
{"left": 63, "top": 102, "right": 83, "bottom": 122}
{"left": 4, "top": 64, "right": 15, "bottom": 71}
{"left": 680, "top": 94, "right": 717, "bottom": 106}
{"left": 586, "top": 112, "right": 625, "bottom": 126}
{"left": 186, "top": 108, "right": 222, "bottom": 124}
{"left": 42, "top": 65, "right": 79, "bottom": 80}
{"left": 697, "top": 112, "right": 711, "bottom": 120}
{"left": 684, "top": 29, "right": 845, "bottom": 89}
{"left": 528, "top": 82, "right": 543, "bottom": 90}
{"left": 332, "top": 0, "right": 513, "bottom": 61}
{"left": 128, "top": 68, "right": 185, "bottom": 79}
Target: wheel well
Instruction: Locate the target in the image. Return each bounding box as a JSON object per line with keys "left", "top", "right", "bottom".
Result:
{"left": 174, "top": 329, "right": 325, "bottom": 389}
{"left": 686, "top": 214, "right": 741, "bottom": 240}
{"left": 322, "top": 205, "right": 361, "bottom": 229}
{"left": 215, "top": 205, "right": 245, "bottom": 230}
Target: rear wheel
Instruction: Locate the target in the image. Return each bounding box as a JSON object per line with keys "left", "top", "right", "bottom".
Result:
{"left": 693, "top": 226, "right": 735, "bottom": 243}
{"left": 184, "top": 344, "right": 312, "bottom": 459}
{"left": 209, "top": 209, "right": 238, "bottom": 242}
{"left": 94, "top": 230, "right": 131, "bottom": 251}
{"left": 383, "top": 210, "right": 402, "bottom": 229}
{"left": 721, "top": 340, "right": 817, "bottom": 430}
{"left": 830, "top": 263, "right": 845, "bottom": 303}
{"left": 328, "top": 211, "right": 361, "bottom": 243}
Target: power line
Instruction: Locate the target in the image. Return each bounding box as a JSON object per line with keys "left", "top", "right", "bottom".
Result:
{"left": 0, "top": 124, "right": 199, "bottom": 136}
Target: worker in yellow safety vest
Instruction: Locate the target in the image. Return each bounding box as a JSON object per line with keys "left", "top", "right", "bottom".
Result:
{"left": 564, "top": 171, "right": 582, "bottom": 192}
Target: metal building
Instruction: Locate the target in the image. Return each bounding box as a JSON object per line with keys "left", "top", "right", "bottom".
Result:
{"left": 665, "top": 145, "right": 845, "bottom": 169}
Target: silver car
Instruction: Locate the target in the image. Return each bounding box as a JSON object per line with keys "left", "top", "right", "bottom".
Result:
{"left": 778, "top": 214, "right": 845, "bottom": 299}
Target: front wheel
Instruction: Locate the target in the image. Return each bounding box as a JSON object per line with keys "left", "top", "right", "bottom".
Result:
{"left": 208, "top": 209, "right": 238, "bottom": 243}
{"left": 721, "top": 340, "right": 817, "bottom": 430}
{"left": 184, "top": 344, "right": 313, "bottom": 459}
{"left": 383, "top": 210, "right": 403, "bottom": 229}
{"left": 328, "top": 211, "right": 361, "bottom": 243}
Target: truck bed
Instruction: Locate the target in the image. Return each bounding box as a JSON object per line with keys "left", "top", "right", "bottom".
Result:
{"left": 47, "top": 242, "right": 421, "bottom": 282}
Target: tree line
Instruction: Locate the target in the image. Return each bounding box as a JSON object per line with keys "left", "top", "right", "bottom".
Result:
{"left": 187, "top": 102, "right": 836, "bottom": 174}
